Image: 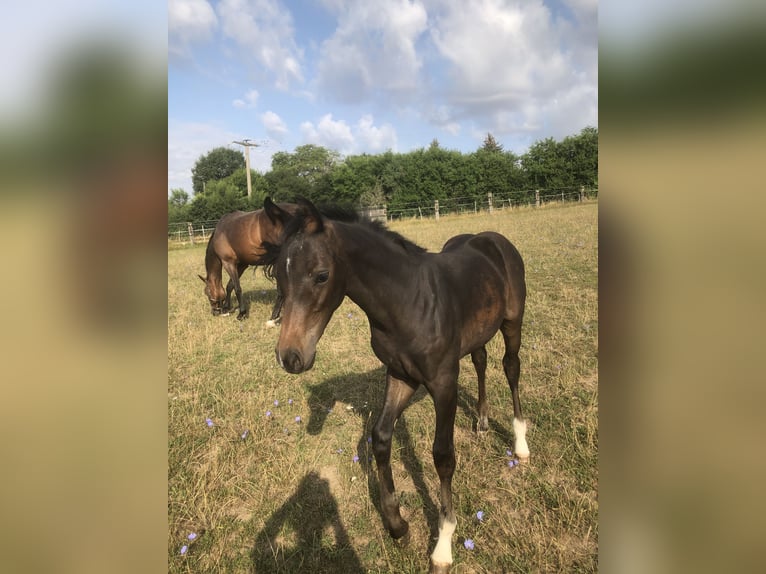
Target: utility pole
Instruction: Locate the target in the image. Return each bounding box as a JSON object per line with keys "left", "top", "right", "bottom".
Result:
{"left": 232, "top": 139, "right": 260, "bottom": 198}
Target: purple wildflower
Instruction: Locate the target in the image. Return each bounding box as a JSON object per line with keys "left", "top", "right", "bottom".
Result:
{"left": 241, "top": 430, "right": 249, "bottom": 440}
{"left": 288, "top": 398, "right": 293, "bottom": 405}
{"left": 206, "top": 418, "right": 214, "bottom": 427}
{"left": 180, "top": 545, "right": 188, "bottom": 555}
{"left": 274, "top": 400, "right": 279, "bottom": 407}
{"left": 266, "top": 410, "right": 272, "bottom": 417}
{"left": 464, "top": 539, "right": 475, "bottom": 550}
{"left": 367, "top": 436, "right": 372, "bottom": 443}
{"left": 337, "top": 448, "right": 344, "bottom": 454}
{"left": 476, "top": 510, "right": 484, "bottom": 522}
{"left": 352, "top": 455, "right": 359, "bottom": 463}
{"left": 187, "top": 532, "right": 197, "bottom": 541}
{"left": 506, "top": 449, "right": 513, "bottom": 457}
{"left": 508, "top": 459, "right": 519, "bottom": 468}
{"left": 295, "top": 416, "right": 301, "bottom": 423}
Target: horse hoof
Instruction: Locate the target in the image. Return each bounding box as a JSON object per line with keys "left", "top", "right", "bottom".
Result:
{"left": 237, "top": 313, "right": 247, "bottom": 321}
{"left": 518, "top": 456, "right": 530, "bottom": 465}
{"left": 430, "top": 561, "right": 451, "bottom": 574}
{"left": 389, "top": 520, "right": 409, "bottom": 541}
{"left": 393, "top": 529, "right": 411, "bottom": 548}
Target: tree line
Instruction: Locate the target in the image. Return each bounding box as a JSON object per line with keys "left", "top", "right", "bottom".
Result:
{"left": 168, "top": 127, "right": 597, "bottom": 224}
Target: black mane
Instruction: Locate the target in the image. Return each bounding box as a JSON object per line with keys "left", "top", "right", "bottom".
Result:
{"left": 317, "top": 203, "right": 427, "bottom": 255}
{"left": 258, "top": 203, "right": 426, "bottom": 268}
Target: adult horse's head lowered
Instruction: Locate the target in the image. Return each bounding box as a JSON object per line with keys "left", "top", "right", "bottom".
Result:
{"left": 198, "top": 203, "right": 298, "bottom": 320}
{"left": 261, "top": 196, "right": 530, "bottom": 573}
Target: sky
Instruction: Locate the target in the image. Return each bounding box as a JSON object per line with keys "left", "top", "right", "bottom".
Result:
{"left": 168, "top": 0, "right": 598, "bottom": 194}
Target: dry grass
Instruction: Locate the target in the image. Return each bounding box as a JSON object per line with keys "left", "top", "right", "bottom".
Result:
{"left": 168, "top": 201, "right": 598, "bottom": 573}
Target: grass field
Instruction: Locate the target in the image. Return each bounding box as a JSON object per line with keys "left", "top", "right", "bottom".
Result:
{"left": 168, "top": 201, "right": 598, "bottom": 573}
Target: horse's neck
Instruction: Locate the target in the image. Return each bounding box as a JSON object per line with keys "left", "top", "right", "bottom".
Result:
{"left": 204, "top": 237, "right": 223, "bottom": 283}
{"left": 340, "top": 226, "right": 422, "bottom": 327}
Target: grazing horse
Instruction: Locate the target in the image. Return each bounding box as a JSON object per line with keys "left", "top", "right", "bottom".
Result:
{"left": 198, "top": 203, "right": 298, "bottom": 320}
{"left": 261, "top": 197, "right": 529, "bottom": 573}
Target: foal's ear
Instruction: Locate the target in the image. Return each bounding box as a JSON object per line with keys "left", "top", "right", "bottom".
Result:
{"left": 198, "top": 274, "right": 206, "bottom": 283}
{"left": 264, "top": 196, "right": 291, "bottom": 226}
{"left": 296, "top": 196, "right": 325, "bottom": 234}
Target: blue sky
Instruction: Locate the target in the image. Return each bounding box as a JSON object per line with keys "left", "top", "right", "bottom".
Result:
{"left": 169, "top": 0, "right": 599, "bottom": 194}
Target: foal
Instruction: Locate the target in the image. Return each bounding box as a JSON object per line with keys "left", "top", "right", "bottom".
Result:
{"left": 262, "top": 197, "right": 529, "bottom": 572}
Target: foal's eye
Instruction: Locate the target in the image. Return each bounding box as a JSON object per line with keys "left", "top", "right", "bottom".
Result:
{"left": 315, "top": 271, "right": 330, "bottom": 284}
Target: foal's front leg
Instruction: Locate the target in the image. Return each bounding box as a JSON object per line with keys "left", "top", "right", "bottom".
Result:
{"left": 429, "top": 375, "right": 459, "bottom": 574}
{"left": 372, "top": 370, "right": 417, "bottom": 540}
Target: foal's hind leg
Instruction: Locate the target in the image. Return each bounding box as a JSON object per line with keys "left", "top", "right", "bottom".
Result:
{"left": 501, "top": 319, "right": 529, "bottom": 461}
{"left": 471, "top": 346, "right": 489, "bottom": 433}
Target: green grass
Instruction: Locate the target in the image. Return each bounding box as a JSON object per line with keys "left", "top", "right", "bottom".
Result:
{"left": 168, "top": 201, "right": 598, "bottom": 573}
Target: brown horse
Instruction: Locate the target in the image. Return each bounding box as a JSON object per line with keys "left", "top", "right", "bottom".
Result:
{"left": 198, "top": 203, "right": 298, "bottom": 320}
{"left": 261, "top": 197, "right": 529, "bottom": 573}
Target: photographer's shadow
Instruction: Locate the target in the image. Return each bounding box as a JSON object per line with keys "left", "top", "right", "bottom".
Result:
{"left": 251, "top": 471, "right": 364, "bottom": 573}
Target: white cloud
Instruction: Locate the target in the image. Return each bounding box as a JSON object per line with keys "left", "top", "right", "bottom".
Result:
{"left": 427, "top": 0, "right": 597, "bottom": 138}
{"left": 168, "top": 0, "right": 217, "bottom": 58}
{"left": 355, "top": 115, "right": 397, "bottom": 151}
{"left": 301, "top": 114, "right": 354, "bottom": 152}
{"left": 300, "top": 113, "right": 397, "bottom": 155}
{"left": 217, "top": 0, "right": 304, "bottom": 90}
{"left": 261, "top": 111, "right": 289, "bottom": 141}
{"left": 317, "top": 0, "right": 428, "bottom": 103}
{"left": 232, "top": 89, "right": 259, "bottom": 109}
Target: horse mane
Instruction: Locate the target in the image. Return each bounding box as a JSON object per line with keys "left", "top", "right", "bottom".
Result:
{"left": 203, "top": 229, "right": 218, "bottom": 274}
{"left": 257, "top": 202, "right": 426, "bottom": 268}
{"left": 315, "top": 203, "right": 427, "bottom": 255}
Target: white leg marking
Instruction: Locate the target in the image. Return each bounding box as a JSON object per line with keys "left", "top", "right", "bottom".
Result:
{"left": 513, "top": 418, "right": 530, "bottom": 459}
{"left": 431, "top": 517, "right": 457, "bottom": 566}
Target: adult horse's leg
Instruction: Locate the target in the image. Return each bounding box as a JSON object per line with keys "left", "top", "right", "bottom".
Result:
{"left": 471, "top": 346, "right": 489, "bottom": 433}
{"left": 265, "top": 288, "right": 283, "bottom": 328}
{"left": 372, "top": 370, "right": 417, "bottom": 540}
{"left": 429, "top": 373, "right": 459, "bottom": 573}
{"left": 223, "top": 261, "right": 248, "bottom": 320}
{"left": 223, "top": 262, "right": 246, "bottom": 311}
{"left": 501, "top": 319, "right": 529, "bottom": 461}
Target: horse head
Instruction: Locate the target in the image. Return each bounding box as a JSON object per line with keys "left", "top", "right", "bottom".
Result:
{"left": 263, "top": 197, "right": 346, "bottom": 374}
{"left": 198, "top": 273, "right": 227, "bottom": 315}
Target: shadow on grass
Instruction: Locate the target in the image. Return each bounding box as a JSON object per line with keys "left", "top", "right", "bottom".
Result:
{"left": 250, "top": 471, "right": 364, "bottom": 573}
{"left": 302, "top": 367, "right": 515, "bottom": 552}
{"left": 256, "top": 365, "right": 518, "bottom": 566}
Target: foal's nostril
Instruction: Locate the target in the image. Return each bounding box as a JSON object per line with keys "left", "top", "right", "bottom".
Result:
{"left": 282, "top": 350, "right": 304, "bottom": 374}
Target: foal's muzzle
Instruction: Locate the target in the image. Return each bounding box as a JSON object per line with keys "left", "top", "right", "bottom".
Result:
{"left": 276, "top": 347, "right": 315, "bottom": 374}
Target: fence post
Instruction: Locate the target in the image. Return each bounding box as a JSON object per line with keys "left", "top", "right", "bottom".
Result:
{"left": 202, "top": 224, "right": 206, "bottom": 239}
{"left": 187, "top": 222, "right": 195, "bottom": 245}
{"left": 561, "top": 191, "right": 565, "bottom": 202}
{"left": 434, "top": 200, "right": 440, "bottom": 221}
{"left": 488, "top": 192, "right": 493, "bottom": 213}
{"left": 535, "top": 190, "right": 540, "bottom": 207}
{"left": 580, "top": 185, "right": 585, "bottom": 202}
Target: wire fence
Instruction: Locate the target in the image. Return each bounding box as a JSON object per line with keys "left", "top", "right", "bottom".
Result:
{"left": 168, "top": 186, "right": 598, "bottom": 247}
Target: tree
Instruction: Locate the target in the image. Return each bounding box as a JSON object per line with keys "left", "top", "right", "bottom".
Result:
{"left": 191, "top": 147, "right": 245, "bottom": 195}
{"left": 168, "top": 188, "right": 188, "bottom": 207}
{"left": 168, "top": 188, "right": 191, "bottom": 224}
{"left": 481, "top": 133, "right": 503, "bottom": 153}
